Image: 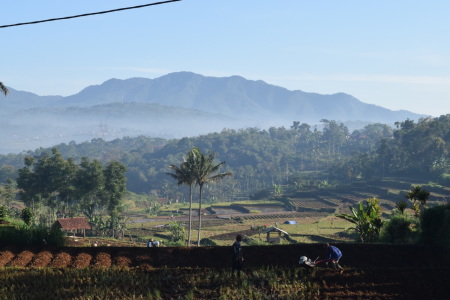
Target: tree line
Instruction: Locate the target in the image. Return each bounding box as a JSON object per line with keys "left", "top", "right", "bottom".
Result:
{"left": 15, "top": 148, "right": 126, "bottom": 236}
{"left": 1, "top": 116, "right": 450, "bottom": 205}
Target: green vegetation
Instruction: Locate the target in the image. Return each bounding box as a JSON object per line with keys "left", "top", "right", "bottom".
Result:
{"left": 336, "top": 198, "right": 384, "bottom": 243}
{"left": 15, "top": 148, "right": 127, "bottom": 236}
{"left": 0, "top": 267, "right": 319, "bottom": 300}
{"left": 0, "top": 116, "right": 449, "bottom": 247}
{"left": 0, "top": 225, "right": 65, "bottom": 246}
{"left": 420, "top": 203, "right": 450, "bottom": 247}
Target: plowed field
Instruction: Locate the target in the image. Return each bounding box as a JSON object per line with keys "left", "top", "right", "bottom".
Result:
{"left": 0, "top": 243, "right": 448, "bottom": 299}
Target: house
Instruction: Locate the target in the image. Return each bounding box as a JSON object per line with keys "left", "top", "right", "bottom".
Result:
{"left": 261, "top": 227, "right": 290, "bottom": 244}
{"left": 53, "top": 217, "right": 91, "bottom": 238}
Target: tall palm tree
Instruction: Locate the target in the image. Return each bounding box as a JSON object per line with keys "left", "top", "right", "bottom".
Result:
{"left": 194, "top": 149, "right": 232, "bottom": 246}
{"left": 166, "top": 149, "right": 198, "bottom": 246}
{"left": 0, "top": 82, "right": 8, "bottom": 96}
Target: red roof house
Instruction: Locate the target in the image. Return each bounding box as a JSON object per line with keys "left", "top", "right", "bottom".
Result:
{"left": 53, "top": 217, "right": 91, "bottom": 237}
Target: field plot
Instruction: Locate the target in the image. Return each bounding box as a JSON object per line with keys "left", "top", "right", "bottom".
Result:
{"left": 0, "top": 244, "right": 448, "bottom": 299}
{"left": 290, "top": 198, "right": 337, "bottom": 211}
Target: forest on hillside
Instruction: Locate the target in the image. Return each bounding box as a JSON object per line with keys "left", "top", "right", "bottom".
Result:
{"left": 0, "top": 115, "right": 450, "bottom": 204}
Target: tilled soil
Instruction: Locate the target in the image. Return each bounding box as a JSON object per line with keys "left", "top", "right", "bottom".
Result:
{"left": 0, "top": 243, "right": 448, "bottom": 299}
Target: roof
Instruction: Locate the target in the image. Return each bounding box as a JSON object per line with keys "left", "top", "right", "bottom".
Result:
{"left": 54, "top": 217, "right": 91, "bottom": 230}
{"left": 261, "top": 227, "right": 289, "bottom": 235}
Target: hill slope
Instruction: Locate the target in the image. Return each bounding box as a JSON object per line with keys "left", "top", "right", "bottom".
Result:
{"left": 0, "top": 72, "right": 425, "bottom": 154}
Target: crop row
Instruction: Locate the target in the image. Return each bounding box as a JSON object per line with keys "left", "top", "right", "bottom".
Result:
{"left": 0, "top": 249, "right": 118, "bottom": 268}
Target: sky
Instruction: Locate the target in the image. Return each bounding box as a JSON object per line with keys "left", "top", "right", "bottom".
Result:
{"left": 2, "top": 0, "right": 450, "bottom": 117}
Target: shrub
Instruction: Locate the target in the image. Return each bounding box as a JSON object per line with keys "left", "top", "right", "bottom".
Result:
{"left": 20, "top": 207, "right": 33, "bottom": 226}
{"left": 0, "top": 206, "right": 7, "bottom": 219}
{"left": 381, "top": 216, "right": 416, "bottom": 244}
{"left": 420, "top": 203, "right": 450, "bottom": 247}
{"left": 0, "top": 225, "right": 65, "bottom": 246}
{"left": 168, "top": 221, "right": 185, "bottom": 243}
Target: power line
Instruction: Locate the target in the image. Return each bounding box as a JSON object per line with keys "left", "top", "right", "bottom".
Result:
{"left": 0, "top": 0, "right": 182, "bottom": 29}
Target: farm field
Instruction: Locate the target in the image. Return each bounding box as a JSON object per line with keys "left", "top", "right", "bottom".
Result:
{"left": 0, "top": 243, "right": 448, "bottom": 299}
{"left": 124, "top": 177, "right": 450, "bottom": 247}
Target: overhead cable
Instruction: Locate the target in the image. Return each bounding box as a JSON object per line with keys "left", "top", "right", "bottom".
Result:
{"left": 0, "top": 0, "right": 182, "bottom": 29}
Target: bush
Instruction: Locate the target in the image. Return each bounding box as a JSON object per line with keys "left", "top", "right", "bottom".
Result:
{"left": 381, "top": 216, "right": 416, "bottom": 244}
{"left": 0, "top": 206, "right": 7, "bottom": 219}
{"left": 420, "top": 203, "right": 450, "bottom": 247}
{"left": 0, "top": 225, "right": 65, "bottom": 246}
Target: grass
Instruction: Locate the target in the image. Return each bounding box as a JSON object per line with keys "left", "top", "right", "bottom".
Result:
{"left": 0, "top": 266, "right": 320, "bottom": 299}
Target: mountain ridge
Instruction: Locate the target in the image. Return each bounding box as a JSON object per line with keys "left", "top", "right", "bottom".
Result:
{"left": 0, "top": 71, "right": 427, "bottom": 154}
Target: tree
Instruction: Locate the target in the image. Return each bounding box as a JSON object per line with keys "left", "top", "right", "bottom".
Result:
{"left": 17, "top": 156, "right": 45, "bottom": 218}
{"left": 103, "top": 161, "right": 127, "bottom": 237}
{"left": 193, "top": 148, "right": 232, "bottom": 246}
{"left": 1, "top": 178, "right": 16, "bottom": 210}
{"left": 337, "top": 198, "right": 384, "bottom": 243}
{"left": 395, "top": 199, "right": 408, "bottom": 216}
{"left": 75, "top": 158, "right": 106, "bottom": 223}
{"left": 167, "top": 148, "right": 198, "bottom": 246}
{"left": 0, "top": 82, "right": 8, "bottom": 96}
{"left": 405, "top": 186, "right": 430, "bottom": 218}
{"left": 16, "top": 149, "right": 78, "bottom": 224}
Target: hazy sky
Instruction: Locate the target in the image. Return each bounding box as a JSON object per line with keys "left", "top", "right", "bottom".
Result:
{"left": 2, "top": 1, "right": 450, "bottom": 117}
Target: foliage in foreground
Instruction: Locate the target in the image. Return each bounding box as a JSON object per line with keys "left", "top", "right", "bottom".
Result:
{"left": 420, "top": 203, "right": 450, "bottom": 247}
{"left": 0, "top": 267, "right": 319, "bottom": 300}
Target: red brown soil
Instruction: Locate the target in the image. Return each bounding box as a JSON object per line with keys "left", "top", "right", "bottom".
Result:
{"left": 0, "top": 243, "right": 448, "bottom": 299}
{"left": 9, "top": 250, "right": 34, "bottom": 267}
{"left": 0, "top": 248, "right": 15, "bottom": 266}
{"left": 72, "top": 252, "right": 93, "bottom": 269}
{"left": 93, "top": 252, "right": 112, "bottom": 267}
{"left": 30, "top": 250, "right": 53, "bottom": 268}
{"left": 50, "top": 250, "right": 73, "bottom": 268}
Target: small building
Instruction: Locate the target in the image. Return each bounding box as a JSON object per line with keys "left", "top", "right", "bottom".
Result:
{"left": 53, "top": 217, "right": 91, "bottom": 238}
{"left": 261, "top": 227, "right": 289, "bottom": 244}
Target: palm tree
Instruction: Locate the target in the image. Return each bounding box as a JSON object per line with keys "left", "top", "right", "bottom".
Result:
{"left": 166, "top": 149, "right": 198, "bottom": 246}
{"left": 406, "top": 185, "right": 430, "bottom": 217}
{"left": 0, "top": 82, "right": 8, "bottom": 96}
{"left": 193, "top": 148, "right": 232, "bottom": 246}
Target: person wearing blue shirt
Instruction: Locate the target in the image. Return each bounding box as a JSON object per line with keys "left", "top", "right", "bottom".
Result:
{"left": 325, "top": 243, "right": 344, "bottom": 273}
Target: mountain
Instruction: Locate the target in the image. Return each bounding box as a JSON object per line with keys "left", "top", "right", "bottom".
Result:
{"left": 0, "top": 72, "right": 426, "bottom": 154}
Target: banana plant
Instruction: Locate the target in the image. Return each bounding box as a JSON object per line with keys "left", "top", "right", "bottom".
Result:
{"left": 337, "top": 199, "right": 384, "bottom": 243}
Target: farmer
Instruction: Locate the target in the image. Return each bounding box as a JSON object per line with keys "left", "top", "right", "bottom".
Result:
{"left": 324, "top": 243, "right": 344, "bottom": 273}
{"left": 232, "top": 234, "right": 244, "bottom": 277}
{"left": 147, "top": 238, "right": 155, "bottom": 247}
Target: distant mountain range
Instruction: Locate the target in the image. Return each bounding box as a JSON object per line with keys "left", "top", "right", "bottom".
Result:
{"left": 0, "top": 72, "right": 426, "bottom": 154}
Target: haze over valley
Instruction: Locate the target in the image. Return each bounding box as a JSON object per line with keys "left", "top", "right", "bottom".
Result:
{"left": 0, "top": 72, "right": 426, "bottom": 154}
